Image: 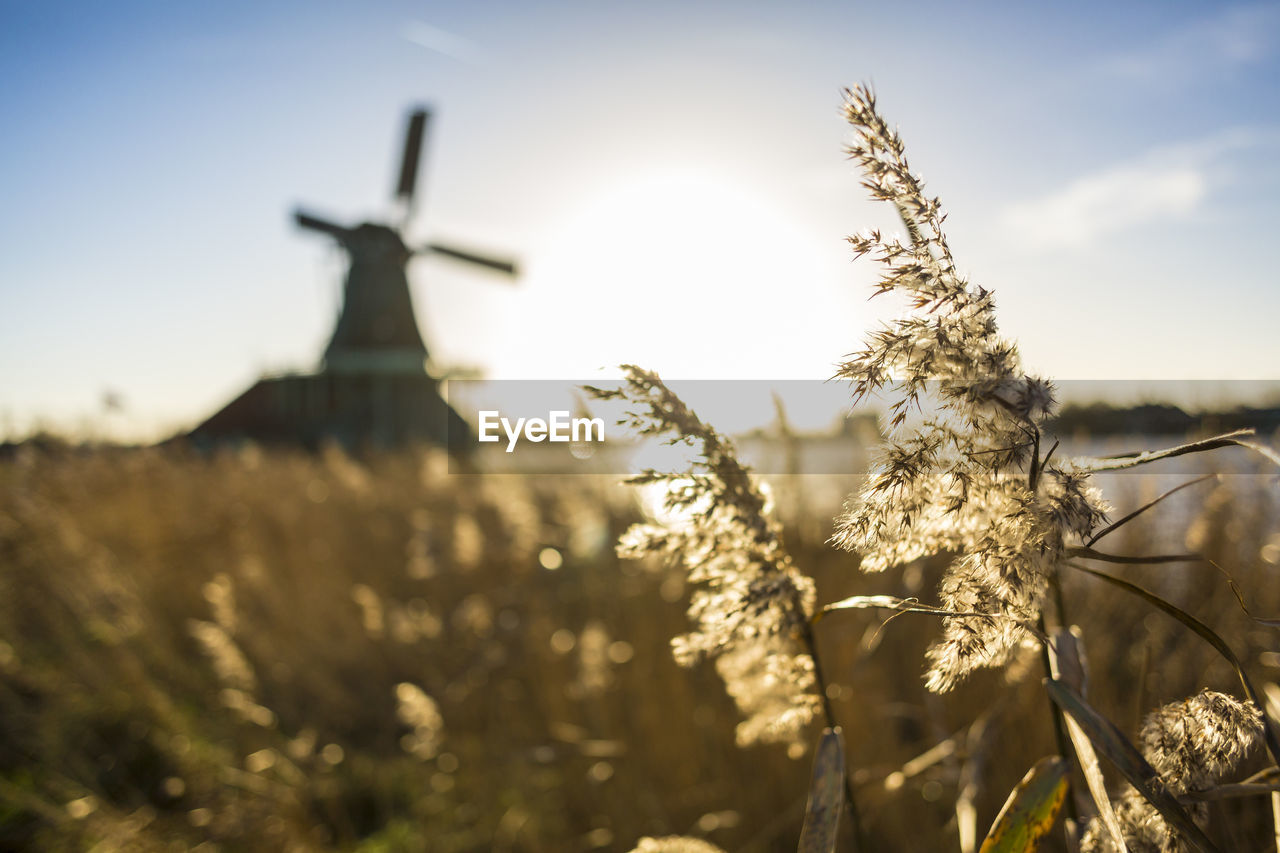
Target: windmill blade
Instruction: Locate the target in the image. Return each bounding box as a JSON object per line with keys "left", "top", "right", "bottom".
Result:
{"left": 294, "top": 210, "right": 351, "bottom": 240}
{"left": 423, "top": 242, "right": 518, "bottom": 277}
{"left": 395, "top": 108, "right": 430, "bottom": 207}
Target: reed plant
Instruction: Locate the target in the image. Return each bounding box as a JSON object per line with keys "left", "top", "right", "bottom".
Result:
{"left": 596, "top": 85, "right": 1280, "bottom": 853}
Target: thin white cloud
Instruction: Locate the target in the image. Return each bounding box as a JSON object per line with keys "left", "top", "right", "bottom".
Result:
{"left": 1097, "top": 3, "right": 1279, "bottom": 83}
{"left": 1001, "top": 129, "right": 1271, "bottom": 249}
{"left": 1003, "top": 164, "right": 1204, "bottom": 248}
{"left": 403, "top": 21, "right": 485, "bottom": 65}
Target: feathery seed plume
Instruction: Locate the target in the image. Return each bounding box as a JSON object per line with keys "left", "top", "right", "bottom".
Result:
{"left": 1080, "top": 689, "right": 1262, "bottom": 852}
{"left": 834, "top": 84, "right": 1108, "bottom": 691}
{"left": 588, "top": 367, "right": 821, "bottom": 748}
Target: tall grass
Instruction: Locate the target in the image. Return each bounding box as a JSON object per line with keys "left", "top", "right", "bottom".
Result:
{"left": 1, "top": 442, "right": 1278, "bottom": 850}
{"left": 2, "top": 444, "right": 842, "bottom": 850}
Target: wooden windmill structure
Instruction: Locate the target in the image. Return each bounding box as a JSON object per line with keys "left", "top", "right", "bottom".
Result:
{"left": 189, "top": 107, "right": 516, "bottom": 451}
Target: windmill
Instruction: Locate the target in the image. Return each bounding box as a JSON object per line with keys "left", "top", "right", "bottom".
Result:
{"left": 187, "top": 107, "right": 514, "bottom": 451}
{"left": 295, "top": 108, "right": 517, "bottom": 375}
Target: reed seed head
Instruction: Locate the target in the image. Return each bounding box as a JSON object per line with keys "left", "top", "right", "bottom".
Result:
{"left": 1080, "top": 689, "right": 1263, "bottom": 852}
{"left": 589, "top": 367, "right": 820, "bottom": 748}
{"left": 835, "top": 84, "right": 1108, "bottom": 691}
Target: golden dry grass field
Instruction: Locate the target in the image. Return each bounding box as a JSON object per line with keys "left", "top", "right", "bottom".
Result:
{"left": 1, "top": 439, "right": 1277, "bottom": 851}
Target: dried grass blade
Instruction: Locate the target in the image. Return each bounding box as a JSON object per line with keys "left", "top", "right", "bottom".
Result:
{"left": 1087, "top": 474, "right": 1217, "bottom": 546}
{"left": 1044, "top": 679, "right": 1220, "bottom": 853}
{"left": 978, "top": 756, "right": 1068, "bottom": 853}
{"left": 1204, "top": 559, "right": 1280, "bottom": 628}
{"left": 1271, "top": 790, "right": 1280, "bottom": 853}
{"left": 1072, "top": 551, "right": 1280, "bottom": 629}
{"left": 884, "top": 736, "right": 959, "bottom": 791}
{"left": 1078, "top": 429, "right": 1280, "bottom": 473}
{"left": 958, "top": 709, "right": 1001, "bottom": 853}
{"left": 798, "top": 728, "right": 845, "bottom": 853}
{"left": 1067, "top": 563, "right": 1280, "bottom": 769}
{"left": 957, "top": 788, "right": 978, "bottom": 853}
{"left": 1177, "top": 782, "right": 1280, "bottom": 803}
{"left": 1048, "top": 628, "right": 1126, "bottom": 853}
{"left": 821, "top": 595, "right": 1005, "bottom": 620}
{"left": 1242, "top": 766, "right": 1280, "bottom": 785}
{"left": 1067, "top": 547, "right": 1198, "bottom": 564}
{"left": 1047, "top": 626, "right": 1088, "bottom": 696}
{"left": 1062, "top": 715, "right": 1124, "bottom": 852}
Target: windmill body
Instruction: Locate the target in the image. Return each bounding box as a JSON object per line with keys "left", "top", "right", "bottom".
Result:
{"left": 320, "top": 224, "right": 428, "bottom": 373}
{"left": 187, "top": 107, "right": 516, "bottom": 451}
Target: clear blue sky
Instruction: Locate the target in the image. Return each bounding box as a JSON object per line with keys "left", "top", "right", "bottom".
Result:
{"left": 3, "top": 1, "right": 1279, "bottom": 439}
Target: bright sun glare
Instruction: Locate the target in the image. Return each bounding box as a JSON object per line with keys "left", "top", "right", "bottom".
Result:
{"left": 491, "top": 170, "right": 842, "bottom": 381}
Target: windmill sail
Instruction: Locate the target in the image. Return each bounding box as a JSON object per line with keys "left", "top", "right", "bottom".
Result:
{"left": 396, "top": 109, "right": 429, "bottom": 209}
{"left": 423, "top": 242, "right": 518, "bottom": 276}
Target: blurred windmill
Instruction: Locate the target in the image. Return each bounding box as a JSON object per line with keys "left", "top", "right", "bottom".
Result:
{"left": 187, "top": 107, "right": 515, "bottom": 452}
{"left": 295, "top": 108, "right": 517, "bottom": 376}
